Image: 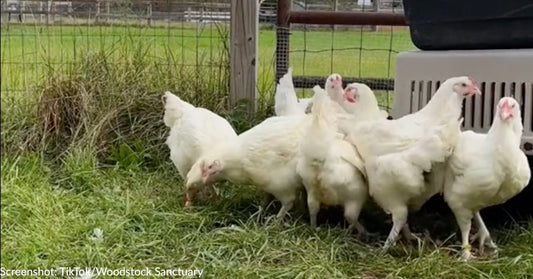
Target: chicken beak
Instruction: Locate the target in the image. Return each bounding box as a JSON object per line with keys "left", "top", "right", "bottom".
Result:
{"left": 333, "top": 78, "right": 341, "bottom": 87}
{"left": 500, "top": 100, "right": 513, "bottom": 120}
{"left": 201, "top": 174, "right": 210, "bottom": 184}
{"left": 470, "top": 85, "right": 481, "bottom": 96}
{"left": 343, "top": 88, "right": 357, "bottom": 103}
{"left": 343, "top": 93, "right": 356, "bottom": 103}
{"left": 468, "top": 77, "right": 481, "bottom": 96}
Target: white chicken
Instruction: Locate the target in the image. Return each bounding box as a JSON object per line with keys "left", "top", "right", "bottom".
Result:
{"left": 185, "top": 114, "right": 311, "bottom": 219}
{"left": 304, "top": 73, "right": 346, "bottom": 114}
{"left": 342, "top": 76, "right": 480, "bottom": 249}
{"left": 324, "top": 73, "right": 345, "bottom": 107}
{"left": 162, "top": 91, "right": 238, "bottom": 206}
{"left": 444, "top": 97, "right": 531, "bottom": 260}
{"left": 274, "top": 68, "right": 309, "bottom": 116}
{"left": 297, "top": 86, "right": 368, "bottom": 233}
{"left": 274, "top": 68, "right": 345, "bottom": 116}
{"left": 341, "top": 82, "right": 389, "bottom": 122}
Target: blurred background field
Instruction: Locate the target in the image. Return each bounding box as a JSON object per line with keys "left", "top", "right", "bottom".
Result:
{"left": 1, "top": 24, "right": 414, "bottom": 97}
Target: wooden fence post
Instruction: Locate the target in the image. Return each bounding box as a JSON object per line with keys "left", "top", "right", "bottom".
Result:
{"left": 68, "top": 1, "right": 73, "bottom": 20}
{"left": 45, "top": 0, "right": 50, "bottom": 24}
{"left": 19, "top": 0, "right": 24, "bottom": 22}
{"left": 105, "top": 1, "right": 110, "bottom": 23}
{"left": 95, "top": 0, "right": 100, "bottom": 23}
{"left": 51, "top": 0, "right": 56, "bottom": 24}
{"left": 1, "top": 0, "right": 5, "bottom": 23}
{"left": 40, "top": 0, "right": 45, "bottom": 23}
{"left": 230, "top": 0, "right": 257, "bottom": 114}
{"left": 147, "top": 2, "right": 152, "bottom": 26}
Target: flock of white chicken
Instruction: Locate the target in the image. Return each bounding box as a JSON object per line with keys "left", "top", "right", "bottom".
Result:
{"left": 162, "top": 69, "right": 531, "bottom": 260}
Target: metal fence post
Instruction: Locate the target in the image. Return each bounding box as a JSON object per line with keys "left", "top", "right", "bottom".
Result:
{"left": 276, "top": 0, "right": 291, "bottom": 81}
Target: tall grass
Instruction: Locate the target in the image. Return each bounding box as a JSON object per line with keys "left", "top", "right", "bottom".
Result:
{"left": 1, "top": 24, "right": 272, "bottom": 167}
{"left": 1, "top": 24, "right": 416, "bottom": 163}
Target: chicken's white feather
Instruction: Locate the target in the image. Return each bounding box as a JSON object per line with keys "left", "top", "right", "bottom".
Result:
{"left": 163, "top": 91, "right": 238, "bottom": 206}
{"left": 274, "top": 68, "right": 307, "bottom": 116}
{"left": 341, "top": 76, "right": 480, "bottom": 248}
{"left": 444, "top": 97, "right": 530, "bottom": 259}
{"left": 296, "top": 85, "right": 368, "bottom": 231}
{"left": 187, "top": 113, "right": 311, "bottom": 219}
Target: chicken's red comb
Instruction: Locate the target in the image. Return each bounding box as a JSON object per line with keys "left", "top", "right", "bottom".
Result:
{"left": 502, "top": 98, "right": 510, "bottom": 107}
{"left": 468, "top": 77, "right": 477, "bottom": 86}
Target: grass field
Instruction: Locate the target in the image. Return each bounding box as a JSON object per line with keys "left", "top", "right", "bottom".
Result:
{"left": 2, "top": 153, "right": 533, "bottom": 279}
{"left": 1, "top": 24, "right": 414, "bottom": 96}
{"left": 2, "top": 23, "right": 533, "bottom": 279}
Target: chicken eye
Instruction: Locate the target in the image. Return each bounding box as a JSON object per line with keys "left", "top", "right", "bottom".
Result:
{"left": 330, "top": 78, "right": 334, "bottom": 82}
{"left": 461, "top": 83, "right": 467, "bottom": 87}
{"left": 512, "top": 104, "right": 516, "bottom": 108}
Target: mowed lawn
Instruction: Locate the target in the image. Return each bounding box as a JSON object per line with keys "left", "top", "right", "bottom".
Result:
{"left": 2, "top": 24, "right": 533, "bottom": 279}
{"left": 1, "top": 24, "right": 414, "bottom": 95}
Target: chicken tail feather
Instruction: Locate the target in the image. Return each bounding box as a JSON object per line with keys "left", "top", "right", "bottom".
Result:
{"left": 274, "top": 68, "right": 301, "bottom": 116}
{"left": 162, "top": 91, "right": 191, "bottom": 127}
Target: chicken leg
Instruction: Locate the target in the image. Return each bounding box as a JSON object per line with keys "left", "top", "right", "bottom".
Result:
{"left": 307, "top": 191, "right": 320, "bottom": 228}
{"left": 451, "top": 208, "right": 474, "bottom": 260}
{"left": 275, "top": 192, "right": 296, "bottom": 219}
{"left": 401, "top": 223, "right": 421, "bottom": 242}
{"left": 383, "top": 206, "right": 408, "bottom": 249}
{"left": 344, "top": 201, "right": 367, "bottom": 235}
{"left": 472, "top": 212, "right": 497, "bottom": 254}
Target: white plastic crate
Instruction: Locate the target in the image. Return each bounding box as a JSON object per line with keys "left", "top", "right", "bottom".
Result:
{"left": 392, "top": 49, "right": 533, "bottom": 155}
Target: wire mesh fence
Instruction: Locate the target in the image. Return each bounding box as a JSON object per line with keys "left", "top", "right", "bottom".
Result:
{"left": 0, "top": 0, "right": 242, "bottom": 159}
{"left": 273, "top": 0, "right": 417, "bottom": 111}
{"left": 1, "top": 0, "right": 417, "bottom": 114}
{"left": 0, "top": 0, "right": 232, "bottom": 102}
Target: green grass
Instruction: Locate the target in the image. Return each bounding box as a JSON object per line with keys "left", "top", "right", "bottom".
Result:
{"left": 0, "top": 23, "right": 409, "bottom": 156}
{"left": 2, "top": 153, "right": 532, "bottom": 278}
{"left": 1, "top": 24, "right": 414, "bottom": 96}
{"left": 1, "top": 24, "right": 231, "bottom": 96}
{"left": 2, "top": 23, "right": 532, "bottom": 278}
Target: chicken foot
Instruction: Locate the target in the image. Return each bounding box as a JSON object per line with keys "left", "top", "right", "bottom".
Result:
{"left": 275, "top": 192, "right": 296, "bottom": 220}
{"left": 344, "top": 202, "right": 368, "bottom": 236}
{"left": 472, "top": 212, "right": 497, "bottom": 255}
{"left": 383, "top": 206, "right": 408, "bottom": 250}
